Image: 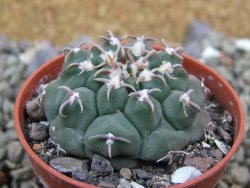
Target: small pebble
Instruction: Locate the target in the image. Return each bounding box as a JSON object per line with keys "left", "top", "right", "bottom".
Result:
{"left": 0, "top": 148, "right": 6, "bottom": 160}
{"left": 20, "top": 181, "right": 36, "bottom": 188}
{"left": 25, "top": 97, "right": 45, "bottom": 120}
{"left": 4, "top": 160, "right": 18, "bottom": 169}
{"left": 230, "top": 164, "right": 249, "bottom": 185}
{"left": 28, "top": 123, "right": 49, "bottom": 142}
{"left": 72, "top": 169, "right": 90, "bottom": 182}
{"left": 184, "top": 157, "right": 216, "bottom": 173}
{"left": 10, "top": 167, "right": 33, "bottom": 181}
{"left": 217, "top": 127, "right": 232, "bottom": 143}
{"left": 32, "top": 143, "right": 42, "bottom": 153}
{"left": 216, "top": 180, "right": 230, "bottom": 188}
{"left": 91, "top": 155, "right": 113, "bottom": 176}
{"left": 134, "top": 169, "right": 153, "bottom": 180}
{"left": 210, "top": 149, "right": 224, "bottom": 161}
{"left": 49, "top": 157, "right": 85, "bottom": 174}
{"left": 7, "top": 141, "right": 24, "bottom": 163}
{"left": 120, "top": 168, "right": 132, "bottom": 179}
{"left": 104, "top": 175, "right": 120, "bottom": 186}
{"left": 135, "top": 179, "right": 145, "bottom": 186}
{"left": 119, "top": 178, "right": 131, "bottom": 188}
{"left": 201, "top": 141, "right": 211, "bottom": 149}
{"left": 233, "top": 146, "right": 245, "bottom": 162}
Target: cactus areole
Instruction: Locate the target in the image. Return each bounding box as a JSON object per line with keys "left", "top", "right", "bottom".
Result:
{"left": 42, "top": 31, "right": 210, "bottom": 169}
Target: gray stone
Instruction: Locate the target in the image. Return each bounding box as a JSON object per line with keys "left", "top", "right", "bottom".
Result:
{"left": 134, "top": 169, "right": 153, "bottom": 180}
{"left": 0, "top": 35, "right": 12, "bottom": 53}
{"left": 104, "top": 175, "right": 119, "bottom": 186}
{"left": 3, "top": 63, "right": 18, "bottom": 79}
{"left": 26, "top": 41, "right": 58, "bottom": 75}
{"left": 0, "top": 81, "right": 12, "bottom": 97}
{"left": 216, "top": 66, "right": 234, "bottom": 81}
{"left": 6, "top": 120, "right": 14, "bottom": 129}
{"left": 7, "top": 141, "right": 24, "bottom": 163}
{"left": 216, "top": 180, "right": 230, "bottom": 188}
{"left": 245, "top": 157, "right": 250, "bottom": 166}
{"left": 25, "top": 97, "right": 45, "bottom": 120}
{"left": 0, "top": 147, "right": 6, "bottom": 160}
{"left": 2, "top": 99, "right": 14, "bottom": 114}
{"left": 4, "top": 129, "right": 18, "bottom": 142}
{"left": 242, "top": 69, "right": 250, "bottom": 84}
{"left": 81, "top": 159, "right": 91, "bottom": 171}
{"left": 72, "top": 169, "right": 90, "bottom": 182}
{"left": 221, "top": 38, "right": 236, "bottom": 55}
{"left": 120, "top": 168, "right": 132, "bottom": 179}
{"left": 28, "top": 123, "right": 49, "bottom": 142}
{"left": 4, "top": 160, "right": 19, "bottom": 169}
{"left": 184, "top": 157, "right": 216, "bottom": 173}
{"left": 184, "top": 41, "right": 203, "bottom": 58}
{"left": 10, "top": 167, "right": 33, "bottom": 180}
{"left": 233, "top": 146, "right": 245, "bottom": 162}
{"left": 217, "top": 127, "right": 232, "bottom": 143}
{"left": 135, "top": 179, "right": 145, "bottom": 186}
{"left": 230, "top": 164, "right": 249, "bottom": 185}
{"left": 205, "top": 32, "right": 225, "bottom": 49}
{"left": 243, "top": 139, "right": 250, "bottom": 157}
{"left": 184, "top": 20, "right": 214, "bottom": 43}
{"left": 20, "top": 181, "right": 34, "bottom": 188}
{"left": 10, "top": 73, "right": 22, "bottom": 86}
{"left": 91, "top": 155, "right": 113, "bottom": 176}
{"left": 21, "top": 154, "right": 32, "bottom": 167}
{"left": 49, "top": 157, "right": 84, "bottom": 173}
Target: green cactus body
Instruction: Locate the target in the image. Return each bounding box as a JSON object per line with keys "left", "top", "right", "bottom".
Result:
{"left": 42, "top": 32, "right": 209, "bottom": 169}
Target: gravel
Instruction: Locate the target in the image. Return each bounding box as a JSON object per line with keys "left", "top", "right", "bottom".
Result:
{"left": 0, "top": 35, "right": 60, "bottom": 188}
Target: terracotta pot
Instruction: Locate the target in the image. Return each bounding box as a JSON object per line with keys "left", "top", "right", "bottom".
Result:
{"left": 14, "top": 53, "right": 245, "bottom": 188}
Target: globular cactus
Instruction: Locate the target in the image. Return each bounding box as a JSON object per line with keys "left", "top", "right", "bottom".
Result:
{"left": 42, "top": 31, "right": 210, "bottom": 169}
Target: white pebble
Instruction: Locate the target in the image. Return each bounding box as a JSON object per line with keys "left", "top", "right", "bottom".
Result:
{"left": 202, "top": 141, "right": 211, "bottom": 149}
{"left": 201, "top": 46, "right": 221, "bottom": 60}
{"left": 235, "top": 39, "right": 250, "bottom": 52}
{"left": 130, "top": 181, "right": 145, "bottom": 188}
{"left": 171, "top": 166, "right": 203, "bottom": 184}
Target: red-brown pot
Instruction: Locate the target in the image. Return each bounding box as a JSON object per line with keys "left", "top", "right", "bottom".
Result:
{"left": 14, "top": 53, "right": 245, "bottom": 188}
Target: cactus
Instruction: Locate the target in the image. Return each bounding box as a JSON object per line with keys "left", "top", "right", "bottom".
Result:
{"left": 42, "top": 31, "right": 210, "bottom": 169}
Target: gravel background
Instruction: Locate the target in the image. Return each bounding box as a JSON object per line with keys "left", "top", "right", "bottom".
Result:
{"left": 0, "top": 21, "right": 249, "bottom": 187}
